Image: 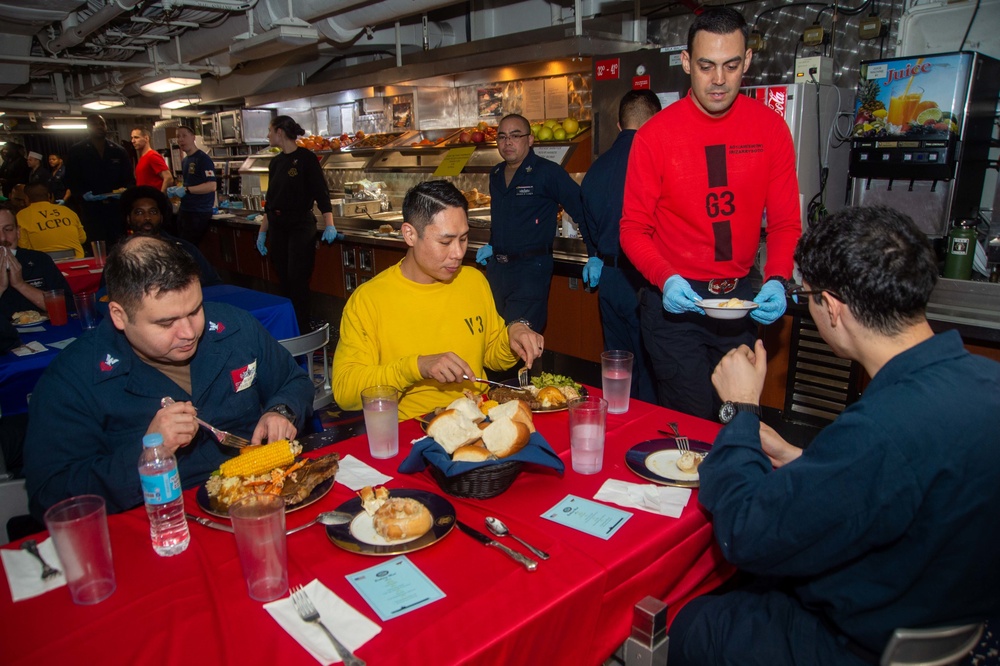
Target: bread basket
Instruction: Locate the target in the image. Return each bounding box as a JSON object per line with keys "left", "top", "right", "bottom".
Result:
{"left": 428, "top": 460, "right": 523, "bottom": 499}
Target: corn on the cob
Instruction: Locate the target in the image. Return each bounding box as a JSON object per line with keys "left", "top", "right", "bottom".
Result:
{"left": 219, "top": 440, "right": 295, "bottom": 478}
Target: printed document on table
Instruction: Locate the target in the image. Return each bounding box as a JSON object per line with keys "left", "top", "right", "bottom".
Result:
{"left": 541, "top": 494, "right": 633, "bottom": 540}
{"left": 346, "top": 555, "right": 444, "bottom": 621}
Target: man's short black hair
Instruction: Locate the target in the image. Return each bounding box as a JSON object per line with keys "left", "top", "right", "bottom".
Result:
{"left": 105, "top": 236, "right": 200, "bottom": 318}
{"left": 25, "top": 182, "right": 51, "bottom": 203}
{"left": 619, "top": 90, "right": 662, "bottom": 129}
{"left": 120, "top": 185, "right": 173, "bottom": 231}
{"left": 402, "top": 180, "right": 468, "bottom": 236}
{"left": 794, "top": 206, "right": 938, "bottom": 336}
{"left": 499, "top": 113, "right": 531, "bottom": 134}
{"left": 687, "top": 7, "right": 749, "bottom": 53}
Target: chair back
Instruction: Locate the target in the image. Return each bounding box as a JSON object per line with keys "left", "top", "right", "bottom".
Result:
{"left": 0, "top": 478, "right": 30, "bottom": 545}
{"left": 46, "top": 249, "right": 76, "bottom": 261}
{"left": 880, "top": 622, "right": 984, "bottom": 666}
{"left": 278, "top": 323, "right": 333, "bottom": 411}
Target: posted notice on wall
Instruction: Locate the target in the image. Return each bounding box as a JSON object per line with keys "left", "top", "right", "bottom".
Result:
{"left": 522, "top": 79, "right": 545, "bottom": 121}
{"left": 544, "top": 76, "right": 569, "bottom": 118}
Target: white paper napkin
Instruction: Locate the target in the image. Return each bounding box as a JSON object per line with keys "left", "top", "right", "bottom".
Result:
{"left": 594, "top": 479, "right": 692, "bottom": 518}
{"left": 265, "top": 579, "right": 381, "bottom": 664}
{"left": 334, "top": 455, "right": 393, "bottom": 491}
{"left": 1, "top": 538, "right": 67, "bottom": 601}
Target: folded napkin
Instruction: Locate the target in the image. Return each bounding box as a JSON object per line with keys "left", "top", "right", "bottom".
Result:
{"left": 335, "top": 455, "right": 393, "bottom": 491}
{"left": 398, "top": 433, "right": 565, "bottom": 477}
{"left": 1, "top": 538, "right": 67, "bottom": 602}
{"left": 594, "top": 479, "right": 692, "bottom": 518}
{"left": 265, "top": 579, "right": 381, "bottom": 665}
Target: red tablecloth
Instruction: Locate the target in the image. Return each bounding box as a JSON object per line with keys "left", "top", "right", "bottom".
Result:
{"left": 56, "top": 257, "right": 103, "bottom": 295}
{"left": 1, "top": 390, "right": 733, "bottom": 665}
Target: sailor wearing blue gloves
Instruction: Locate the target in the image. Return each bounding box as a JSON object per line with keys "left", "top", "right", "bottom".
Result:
{"left": 751, "top": 279, "right": 787, "bottom": 324}
{"left": 661, "top": 275, "right": 705, "bottom": 315}
{"left": 475, "top": 244, "right": 492, "bottom": 265}
{"left": 321, "top": 225, "right": 342, "bottom": 243}
{"left": 259, "top": 115, "right": 337, "bottom": 333}
{"left": 582, "top": 256, "right": 602, "bottom": 288}
{"left": 166, "top": 185, "right": 186, "bottom": 199}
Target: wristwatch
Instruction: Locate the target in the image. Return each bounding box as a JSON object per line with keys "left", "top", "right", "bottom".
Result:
{"left": 508, "top": 318, "right": 532, "bottom": 330}
{"left": 718, "top": 401, "right": 761, "bottom": 424}
{"left": 266, "top": 404, "right": 296, "bottom": 423}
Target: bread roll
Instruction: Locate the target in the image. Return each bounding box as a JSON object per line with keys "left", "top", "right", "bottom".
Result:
{"left": 359, "top": 485, "right": 390, "bottom": 515}
{"left": 427, "top": 409, "right": 482, "bottom": 454}
{"left": 372, "top": 497, "right": 433, "bottom": 540}
{"left": 676, "top": 451, "right": 703, "bottom": 473}
{"left": 482, "top": 417, "right": 531, "bottom": 458}
{"left": 447, "top": 397, "right": 486, "bottom": 423}
{"left": 487, "top": 399, "right": 535, "bottom": 433}
{"left": 452, "top": 441, "right": 492, "bottom": 462}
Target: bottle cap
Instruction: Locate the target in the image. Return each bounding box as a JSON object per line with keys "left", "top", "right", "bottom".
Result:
{"left": 143, "top": 433, "right": 164, "bottom": 448}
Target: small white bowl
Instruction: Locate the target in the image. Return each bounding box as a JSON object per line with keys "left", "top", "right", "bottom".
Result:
{"left": 698, "top": 298, "right": 759, "bottom": 320}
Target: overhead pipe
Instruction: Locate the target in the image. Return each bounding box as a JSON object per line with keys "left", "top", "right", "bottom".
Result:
{"left": 43, "top": 0, "right": 144, "bottom": 54}
{"left": 0, "top": 53, "right": 152, "bottom": 69}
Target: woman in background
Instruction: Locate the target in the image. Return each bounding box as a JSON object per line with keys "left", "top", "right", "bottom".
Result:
{"left": 255, "top": 115, "right": 339, "bottom": 333}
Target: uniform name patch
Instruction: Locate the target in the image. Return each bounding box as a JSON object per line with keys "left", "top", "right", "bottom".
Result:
{"left": 230, "top": 360, "right": 257, "bottom": 392}
{"left": 515, "top": 185, "right": 534, "bottom": 196}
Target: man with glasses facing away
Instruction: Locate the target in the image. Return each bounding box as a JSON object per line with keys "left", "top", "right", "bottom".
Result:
{"left": 620, "top": 7, "right": 801, "bottom": 419}
{"left": 668, "top": 206, "right": 1000, "bottom": 666}
{"left": 477, "top": 113, "right": 584, "bottom": 332}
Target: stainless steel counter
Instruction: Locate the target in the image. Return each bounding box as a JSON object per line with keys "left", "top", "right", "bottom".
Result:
{"left": 927, "top": 277, "right": 1000, "bottom": 343}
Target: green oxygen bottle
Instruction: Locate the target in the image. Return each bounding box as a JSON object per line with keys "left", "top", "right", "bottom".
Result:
{"left": 943, "top": 220, "right": 977, "bottom": 280}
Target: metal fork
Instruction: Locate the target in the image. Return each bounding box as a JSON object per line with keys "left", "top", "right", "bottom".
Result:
{"left": 658, "top": 421, "right": 691, "bottom": 453}
{"left": 160, "top": 397, "right": 250, "bottom": 449}
{"left": 20, "top": 540, "right": 61, "bottom": 579}
{"left": 518, "top": 366, "right": 530, "bottom": 389}
{"left": 290, "top": 585, "right": 365, "bottom": 666}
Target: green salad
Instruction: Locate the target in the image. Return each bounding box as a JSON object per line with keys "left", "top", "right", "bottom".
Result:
{"left": 531, "top": 372, "right": 582, "bottom": 393}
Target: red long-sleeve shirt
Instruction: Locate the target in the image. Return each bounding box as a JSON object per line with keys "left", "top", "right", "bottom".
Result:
{"left": 620, "top": 93, "right": 801, "bottom": 290}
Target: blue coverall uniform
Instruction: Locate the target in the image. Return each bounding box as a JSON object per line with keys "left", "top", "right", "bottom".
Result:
{"left": 23, "top": 301, "right": 313, "bottom": 517}
{"left": 487, "top": 149, "right": 583, "bottom": 331}
{"left": 579, "top": 129, "right": 656, "bottom": 403}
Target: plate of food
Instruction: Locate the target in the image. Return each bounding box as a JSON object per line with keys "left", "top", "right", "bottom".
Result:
{"left": 12, "top": 310, "right": 48, "bottom": 326}
{"left": 198, "top": 440, "right": 339, "bottom": 518}
{"left": 326, "top": 486, "right": 456, "bottom": 555}
{"left": 371, "top": 224, "right": 401, "bottom": 238}
{"left": 624, "top": 438, "right": 711, "bottom": 488}
{"left": 697, "top": 298, "right": 759, "bottom": 320}
{"left": 488, "top": 372, "right": 586, "bottom": 413}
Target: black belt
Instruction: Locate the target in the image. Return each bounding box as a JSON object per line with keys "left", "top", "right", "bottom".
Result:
{"left": 268, "top": 209, "right": 313, "bottom": 217}
{"left": 494, "top": 247, "right": 551, "bottom": 263}
{"left": 599, "top": 253, "right": 635, "bottom": 271}
{"left": 688, "top": 277, "right": 744, "bottom": 295}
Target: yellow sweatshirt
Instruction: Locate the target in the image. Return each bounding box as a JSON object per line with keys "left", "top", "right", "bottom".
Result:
{"left": 333, "top": 261, "right": 518, "bottom": 421}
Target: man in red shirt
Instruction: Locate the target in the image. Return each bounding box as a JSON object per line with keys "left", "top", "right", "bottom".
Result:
{"left": 131, "top": 126, "right": 174, "bottom": 192}
{"left": 620, "top": 7, "right": 801, "bottom": 419}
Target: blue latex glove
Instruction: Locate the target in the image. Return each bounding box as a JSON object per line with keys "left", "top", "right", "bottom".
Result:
{"left": 582, "top": 257, "right": 603, "bottom": 288}
{"left": 256, "top": 231, "right": 267, "bottom": 256}
{"left": 662, "top": 275, "right": 705, "bottom": 315}
{"left": 55, "top": 199, "right": 65, "bottom": 205}
{"left": 166, "top": 186, "right": 186, "bottom": 199}
{"left": 82, "top": 191, "right": 97, "bottom": 202}
{"left": 247, "top": 213, "right": 262, "bottom": 222}
{"left": 751, "top": 279, "right": 787, "bottom": 325}
{"left": 321, "top": 226, "right": 340, "bottom": 244}
{"left": 476, "top": 244, "right": 493, "bottom": 266}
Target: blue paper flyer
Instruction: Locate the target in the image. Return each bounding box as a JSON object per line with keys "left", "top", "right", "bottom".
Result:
{"left": 541, "top": 494, "right": 633, "bottom": 540}
{"left": 346, "top": 555, "right": 444, "bottom": 621}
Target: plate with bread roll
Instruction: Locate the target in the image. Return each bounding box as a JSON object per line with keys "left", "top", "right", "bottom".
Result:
{"left": 624, "top": 438, "right": 712, "bottom": 488}
{"left": 325, "top": 486, "right": 456, "bottom": 555}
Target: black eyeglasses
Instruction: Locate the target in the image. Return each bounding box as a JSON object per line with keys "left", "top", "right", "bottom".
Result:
{"left": 496, "top": 132, "right": 528, "bottom": 143}
{"left": 786, "top": 285, "right": 843, "bottom": 304}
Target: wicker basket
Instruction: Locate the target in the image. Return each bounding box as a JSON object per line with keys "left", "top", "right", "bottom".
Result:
{"left": 428, "top": 460, "right": 523, "bottom": 499}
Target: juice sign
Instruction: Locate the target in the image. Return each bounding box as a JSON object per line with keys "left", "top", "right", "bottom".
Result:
{"left": 853, "top": 53, "right": 971, "bottom": 140}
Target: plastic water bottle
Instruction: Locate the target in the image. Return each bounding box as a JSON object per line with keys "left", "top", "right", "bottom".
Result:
{"left": 138, "top": 433, "right": 190, "bottom": 556}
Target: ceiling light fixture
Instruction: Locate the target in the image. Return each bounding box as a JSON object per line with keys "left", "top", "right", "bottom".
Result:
{"left": 160, "top": 95, "right": 202, "bottom": 109}
{"left": 140, "top": 72, "right": 201, "bottom": 94}
{"left": 43, "top": 121, "right": 88, "bottom": 130}
{"left": 82, "top": 98, "right": 126, "bottom": 111}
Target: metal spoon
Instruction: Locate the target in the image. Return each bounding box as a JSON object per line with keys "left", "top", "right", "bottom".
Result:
{"left": 485, "top": 517, "right": 550, "bottom": 560}
{"left": 286, "top": 510, "right": 354, "bottom": 535}
{"left": 20, "top": 539, "right": 61, "bottom": 579}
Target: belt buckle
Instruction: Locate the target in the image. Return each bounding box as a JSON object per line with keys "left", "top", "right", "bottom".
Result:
{"left": 708, "top": 278, "right": 738, "bottom": 295}
{"left": 495, "top": 254, "right": 509, "bottom": 264}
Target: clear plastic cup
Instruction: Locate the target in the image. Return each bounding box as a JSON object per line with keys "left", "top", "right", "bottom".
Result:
{"left": 601, "top": 350, "right": 634, "bottom": 414}
{"left": 229, "top": 494, "right": 288, "bottom": 602}
{"left": 43, "top": 289, "right": 68, "bottom": 326}
{"left": 43, "top": 495, "right": 116, "bottom": 605}
{"left": 362, "top": 385, "right": 399, "bottom": 459}
{"left": 568, "top": 397, "right": 608, "bottom": 474}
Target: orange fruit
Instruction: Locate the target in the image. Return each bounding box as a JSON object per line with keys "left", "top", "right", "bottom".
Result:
{"left": 913, "top": 101, "right": 938, "bottom": 115}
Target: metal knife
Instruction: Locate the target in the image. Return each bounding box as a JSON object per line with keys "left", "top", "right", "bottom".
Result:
{"left": 456, "top": 521, "right": 538, "bottom": 571}
{"left": 185, "top": 513, "right": 234, "bottom": 533}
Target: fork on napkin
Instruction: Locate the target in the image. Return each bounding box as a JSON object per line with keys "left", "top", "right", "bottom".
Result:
{"left": 1, "top": 537, "right": 67, "bottom": 602}
{"left": 265, "top": 579, "right": 380, "bottom": 665}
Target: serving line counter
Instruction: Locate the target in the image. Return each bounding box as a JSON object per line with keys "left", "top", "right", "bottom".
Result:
{"left": 0, "top": 389, "right": 733, "bottom": 665}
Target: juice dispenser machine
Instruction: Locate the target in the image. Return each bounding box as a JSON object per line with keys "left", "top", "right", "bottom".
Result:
{"left": 848, "top": 51, "right": 1000, "bottom": 237}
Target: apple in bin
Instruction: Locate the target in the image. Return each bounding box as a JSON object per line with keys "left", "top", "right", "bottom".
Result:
{"left": 458, "top": 130, "right": 472, "bottom": 143}
{"left": 471, "top": 131, "right": 486, "bottom": 144}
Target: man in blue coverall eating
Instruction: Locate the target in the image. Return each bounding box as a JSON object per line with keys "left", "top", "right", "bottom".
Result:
{"left": 478, "top": 113, "right": 584, "bottom": 332}
{"left": 23, "top": 236, "right": 313, "bottom": 517}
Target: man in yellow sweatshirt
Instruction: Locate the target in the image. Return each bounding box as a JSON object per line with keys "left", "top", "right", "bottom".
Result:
{"left": 333, "top": 180, "right": 544, "bottom": 421}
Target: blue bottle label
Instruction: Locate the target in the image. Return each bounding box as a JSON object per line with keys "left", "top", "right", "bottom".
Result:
{"left": 141, "top": 470, "right": 182, "bottom": 505}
